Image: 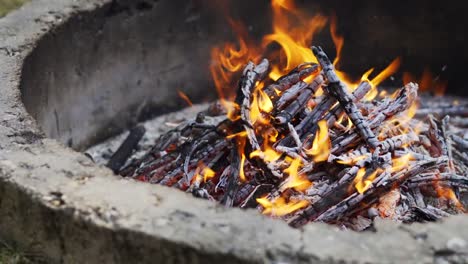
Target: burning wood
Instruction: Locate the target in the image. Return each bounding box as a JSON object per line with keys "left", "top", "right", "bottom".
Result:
{"left": 116, "top": 46, "right": 467, "bottom": 230}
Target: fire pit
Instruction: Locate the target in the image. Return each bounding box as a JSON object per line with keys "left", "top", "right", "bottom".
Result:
{"left": 1, "top": 0, "right": 468, "bottom": 263}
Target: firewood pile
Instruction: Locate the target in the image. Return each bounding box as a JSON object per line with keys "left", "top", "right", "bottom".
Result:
{"left": 119, "top": 46, "right": 467, "bottom": 230}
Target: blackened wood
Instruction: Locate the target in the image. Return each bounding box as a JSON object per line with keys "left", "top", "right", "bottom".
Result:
{"left": 314, "top": 157, "right": 446, "bottom": 223}
{"left": 312, "top": 46, "right": 380, "bottom": 149}
{"left": 325, "top": 81, "right": 372, "bottom": 128}
{"left": 107, "top": 125, "right": 146, "bottom": 174}
{"left": 275, "top": 81, "right": 309, "bottom": 110}
{"left": 275, "top": 75, "right": 324, "bottom": 125}
{"left": 239, "top": 184, "right": 274, "bottom": 208}
{"left": 331, "top": 83, "right": 418, "bottom": 154}
{"left": 264, "top": 63, "right": 318, "bottom": 97}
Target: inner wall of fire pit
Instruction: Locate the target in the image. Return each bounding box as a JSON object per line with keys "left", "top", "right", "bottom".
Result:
{"left": 20, "top": 0, "right": 468, "bottom": 151}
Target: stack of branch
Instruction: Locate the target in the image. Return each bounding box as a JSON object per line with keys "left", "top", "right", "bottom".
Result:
{"left": 119, "top": 46, "right": 467, "bottom": 230}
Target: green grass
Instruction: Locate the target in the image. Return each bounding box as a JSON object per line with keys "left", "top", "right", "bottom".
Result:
{"left": 0, "top": 0, "right": 29, "bottom": 17}
{"left": 0, "top": 242, "right": 32, "bottom": 264}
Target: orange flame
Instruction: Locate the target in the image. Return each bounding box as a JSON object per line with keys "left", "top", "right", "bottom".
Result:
{"left": 403, "top": 68, "right": 446, "bottom": 96}
{"left": 369, "top": 58, "right": 401, "bottom": 88}
{"left": 263, "top": 0, "right": 327, "bottom": 80}
{"left": 435, "top": 184, "right": 464, "bottom": 210}
{"left": 363, "top": 58, "right": 401, "bottom": 101}
{"left": 211, "top": 0, "right": 402, "bottom": 111}
{"left": 433, "top": 175, "right": 464, "bottom": 210}
{"left": 329, "top": 14, "right": 355, "bottom": 87}
{"left": 210, "top": 0, "right": 411, "bottom": 199}
{"left": 177, "top": 90, "right": 193, "bottom": 106}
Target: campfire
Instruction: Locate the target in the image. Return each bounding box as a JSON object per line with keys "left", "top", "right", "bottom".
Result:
{"left": 91, "top": 0, "right": 467, "bottom": 231}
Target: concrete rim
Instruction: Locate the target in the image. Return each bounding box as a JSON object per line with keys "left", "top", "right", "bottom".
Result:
{"left": 0, "top": 1, "right": 467, "bottom": 263}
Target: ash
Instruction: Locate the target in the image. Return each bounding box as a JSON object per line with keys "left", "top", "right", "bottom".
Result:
{"left": 85, "top": 103, "right": 211, "bottom": 166}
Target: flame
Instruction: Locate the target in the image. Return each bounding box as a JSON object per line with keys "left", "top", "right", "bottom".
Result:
{"left": 329, "top": 14, "right": 354, "bottom": 87}
{"left": 258, "top": 88, "right": 274, "bottom": 113}
{"left": 378, "top": 91, "right": 420, "bottom": 139}
{"left": 330, "top": 14, "right": 343, "bottom": 67}
{"left": 211, "top": 0, "right": 401, "bottom": 115}
{"left": 434, "top": 184, "right": 464, "bottom": 210}
{"left": 305, "top": 120, "right": 331, "bottom": 162}
{"left": 281, "top": 157, "right": 312, "bottom": 192}
{"left": 203, "top": 167, "right": 216, "bottom": 182}
{"left": 210, "top": 0, "right": 409, "bottom": 193}
{"left": 249, "top": 82, "right": 274, "bottom": 124}
{"left": 353, "top": 168, "right": 380, "bottom": 194}
{"left": 433, "top": 174, "right": 464, "bottom": 210}
{"left": 250, "top": 147, "right": 282, "bottom": 163}
{"left": 210, "top": 17, "right": 259, "bottom": 120}
{"left": 249, "top": 89, "right": 263, "bottom": 125}
{"left": 362, "top": 58, "right": 401, "bottom": 101}
{"left": 227, "top": 130, "right": 249, "bottom": 182}
{"left": 238, "top": 135, "right": 248, "bottom": 182}
{"left": 226, "top": 131, "right": 248, "bottom": 139}
{"left": 344, "top": 116, "right": 353, "bottom": 131}
{"left": 257, "top": 196, "right": 309, "bottom": 216}
{"left": 391, "top": 154, "right": 412, "bottom": 173}
{"left": 403, "top": 68, "right": 446, "bottom": 96}
{"left": 192, "top": 162, "right": 216, "bottom": 185}
{"left": 177, "top": 90, "right": 193, "bottom": 106}
{"left": 336, "top": 155, "right": 367, "bottom": 166}
{"left": 369, "top": 58, "right": 401, "bottom": 88}
{"left": 263, "top": 0, "right": 327, "bottom": 80}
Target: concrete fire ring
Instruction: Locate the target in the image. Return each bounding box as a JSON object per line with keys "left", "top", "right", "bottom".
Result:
{"left": 0, "top": 0, "right": 467, "bottom": 263}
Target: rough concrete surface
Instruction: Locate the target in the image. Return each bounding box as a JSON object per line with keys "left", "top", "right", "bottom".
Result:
{"left": 0, "top": 0, "right": 467, "bottom": 263}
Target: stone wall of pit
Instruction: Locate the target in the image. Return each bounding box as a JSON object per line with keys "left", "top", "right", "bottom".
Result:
{"left": 0, "top": 0, "right": 467, "bottom": 263}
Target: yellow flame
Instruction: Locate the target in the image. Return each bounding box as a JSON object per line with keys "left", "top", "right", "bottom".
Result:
{"left": 369, "top": 58, "right": 401, "bottom": 88}
{"left": 257, "top": 196, "right": 309, "bottom": 216}
{"left": 249, "top": 83, "right": 273, "bottom": 125}
{"left": 203, "top": 167, "right": 216, "bottom": 182}
{"left": 345, "top": 116, "right": 353, "bottom": 131}
{"left": 281, "top": 158, "right": 312, "bottom": 192}
{"left": 353, "top": 168, "right": 380, "bottom": 194}
{"left": 192, "top": 163, "right": 216, "bottom": 185}
{"left": 304, "top": 120, "right": 331, "bottom": 162}
{"left": 250, "top": 148, "right": 282, "bottom": 163}
{"left": 391, "top": 154, "right": 412, "bottom": 173}
{"left": 226, "top": 131, "right": 248, "bottom": 139}
{"left": 336, "top": 155, "right": 367, "bottom": 166}
{"left": 239, "top": 152, "right": 247, "bottom": 182}
{"left": 258, "top": 88, "right": 274, "bottom": 113}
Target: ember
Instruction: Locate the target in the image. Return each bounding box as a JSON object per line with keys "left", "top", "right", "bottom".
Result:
{"left": 105, "top": 0, "right": 467, "bottom": 230}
